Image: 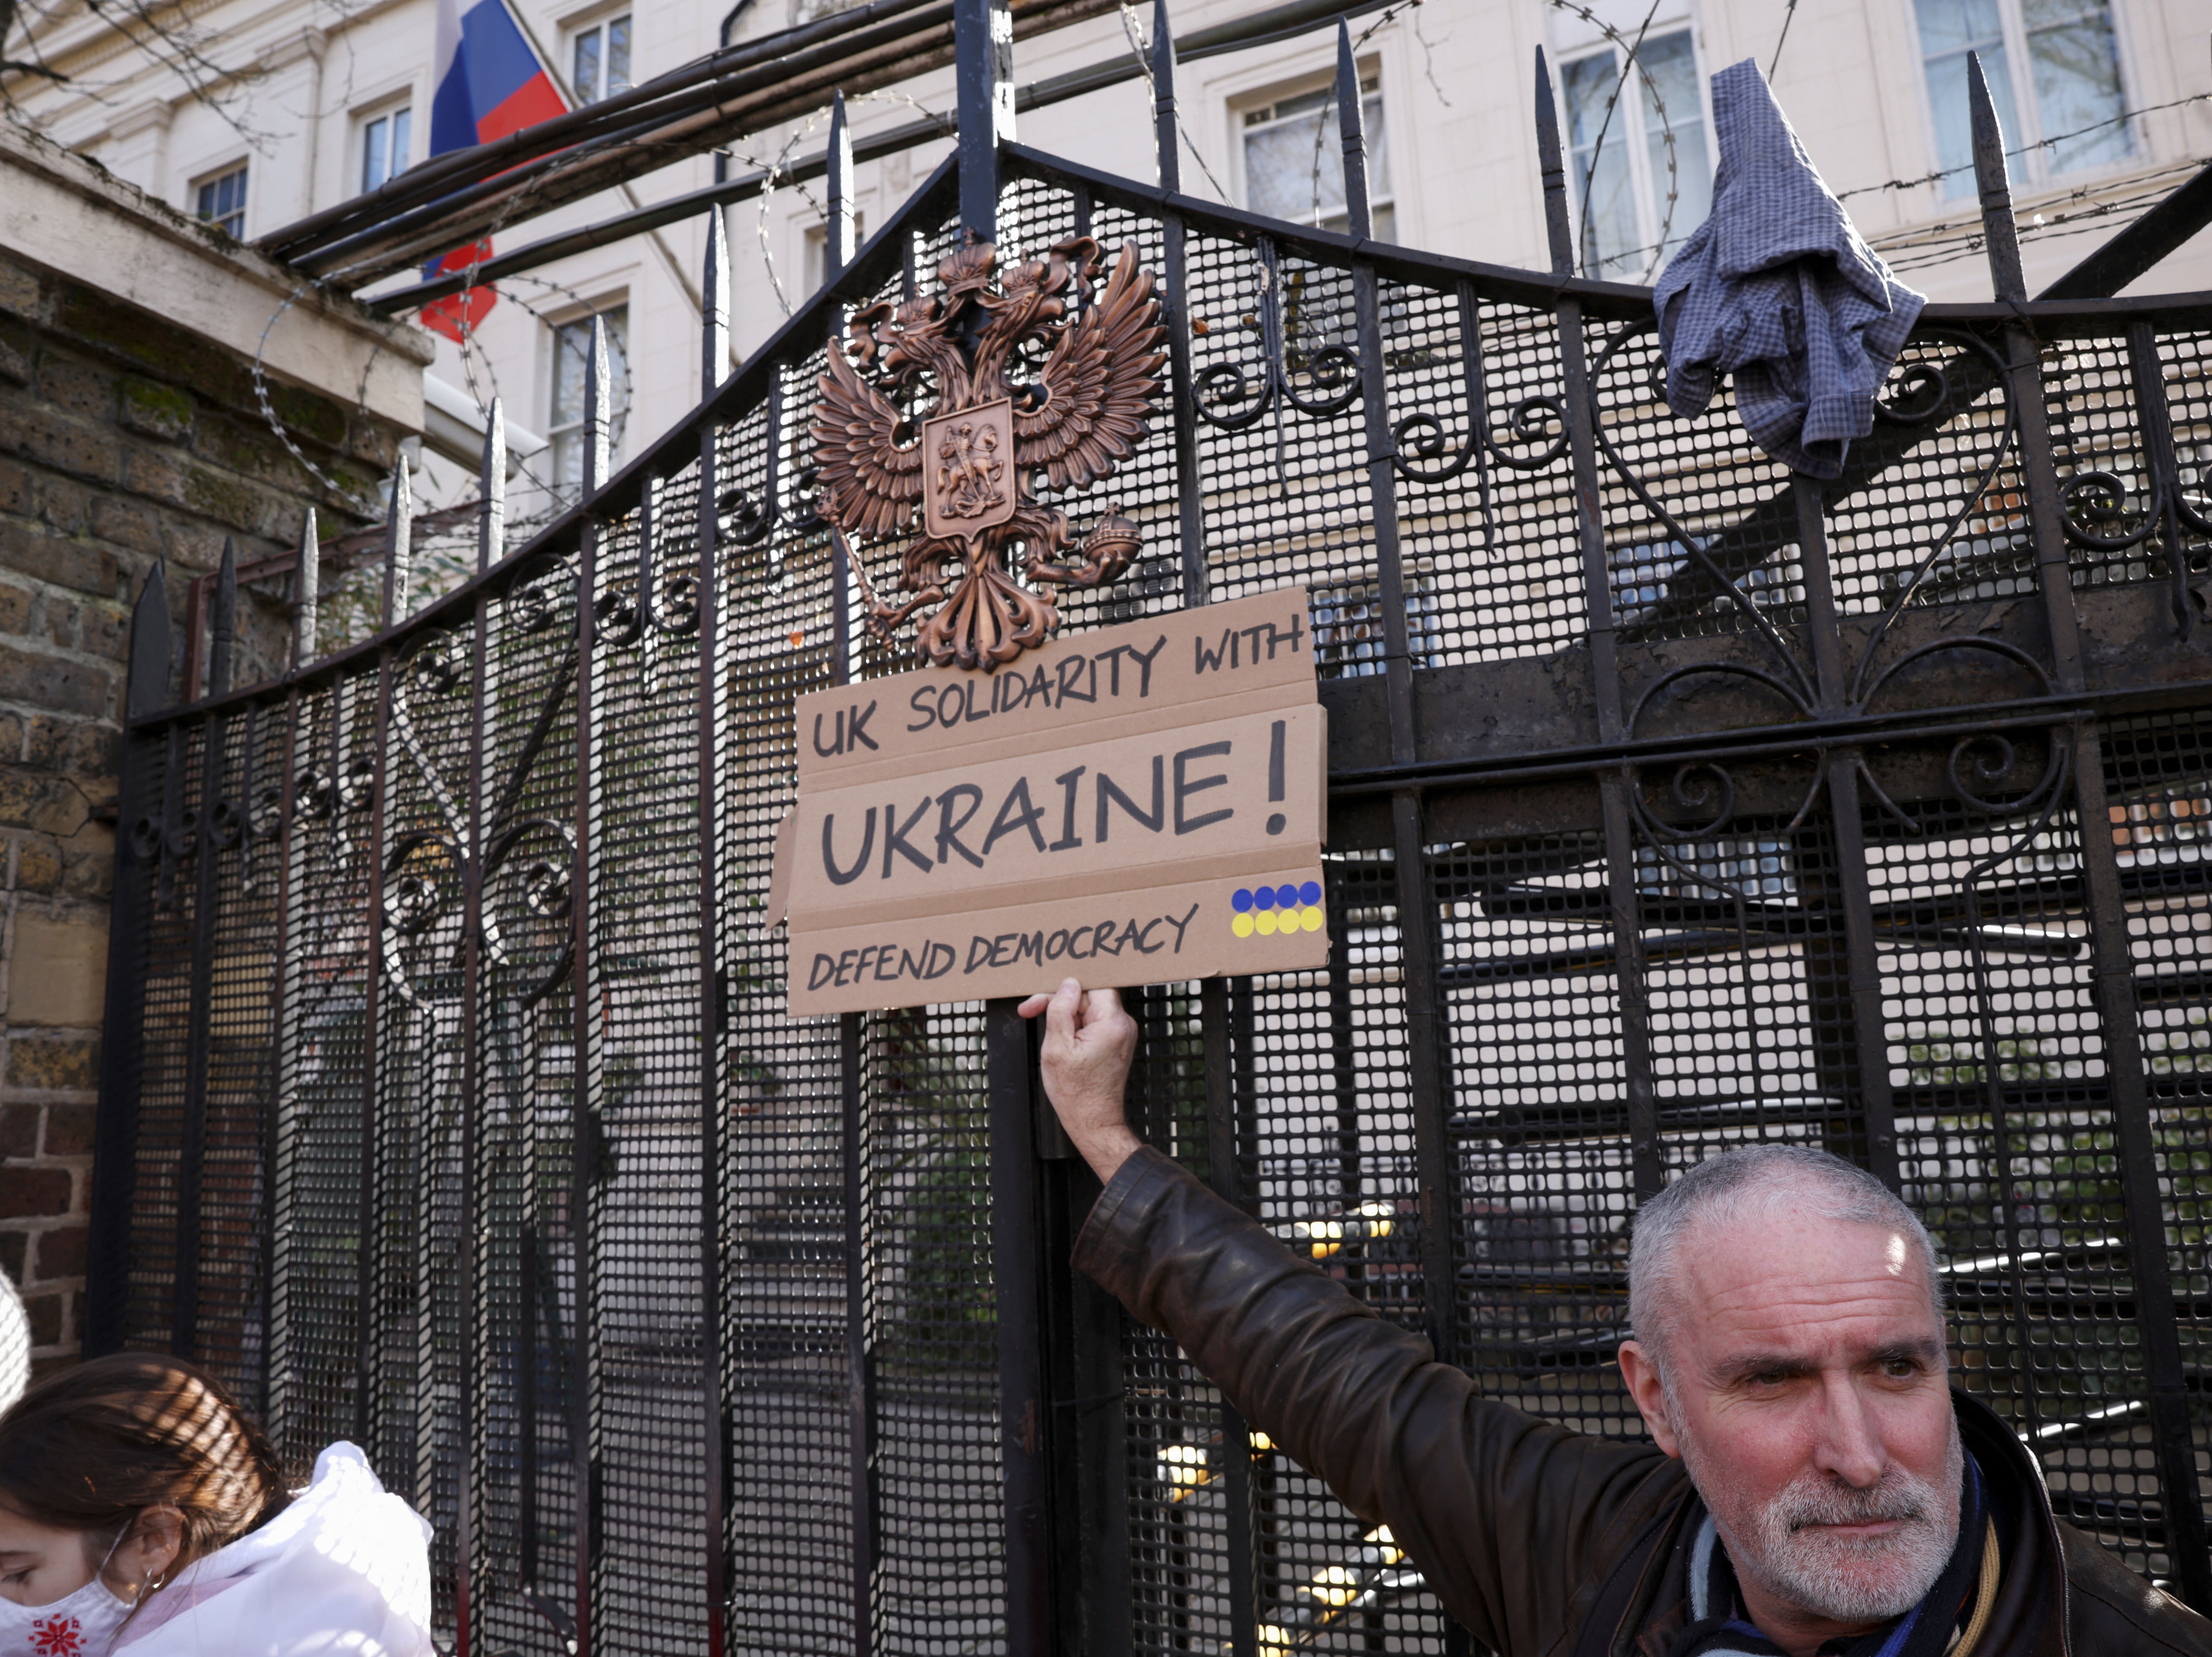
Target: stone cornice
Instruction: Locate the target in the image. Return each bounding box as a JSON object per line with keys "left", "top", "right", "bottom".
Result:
{"left": 0, "top": 121, "right": 432, "bottom": 431}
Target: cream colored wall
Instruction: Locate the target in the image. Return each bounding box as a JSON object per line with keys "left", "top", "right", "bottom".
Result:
{"left": 9, "top": 0, "right": 2209, "bottom": 530}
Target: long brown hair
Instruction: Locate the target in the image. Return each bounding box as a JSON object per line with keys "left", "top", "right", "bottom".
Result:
{"left": 0, "top": 1354, "right": 289, "bottom": 1584}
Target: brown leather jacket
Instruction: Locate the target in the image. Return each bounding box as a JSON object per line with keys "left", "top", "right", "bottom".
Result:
{"left": 1076, "top": 1145, "right": 2212, "bottom": 1657}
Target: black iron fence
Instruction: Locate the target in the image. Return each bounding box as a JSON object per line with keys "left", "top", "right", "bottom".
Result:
{"left": 89, "top": 12, "right": 2212, "bottom": 1654}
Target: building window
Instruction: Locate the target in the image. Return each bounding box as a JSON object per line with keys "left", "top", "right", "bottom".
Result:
{"left": 804, "top": 215, "right": 866, "bottom": 289}
{"left": 194, "top": 164, "right": 249, "bottom": 237}
{"left": 360, "top": 105, "right": 412, "bottom": 192}
{"left": 572, "top": 14, "right": 631, "bottom": 104}
{"left": 1240, "top": 69, "right": 1393, "bottom": 240}
{"left": 1914, "top": 0, "right": 2130, "bottom": 199}
{"left": 549, "top": 307, "right": 631, "bottom": 502}
{"left": 1557, "top": 29, "right": 1713, "bottom": 280}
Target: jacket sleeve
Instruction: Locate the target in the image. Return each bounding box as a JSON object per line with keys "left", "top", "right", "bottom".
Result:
{"left": 1075, "top": 1144, "right": 1685, "bottom": 1656}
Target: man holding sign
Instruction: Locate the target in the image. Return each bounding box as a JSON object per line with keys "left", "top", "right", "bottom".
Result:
{"left": 1020, "top": 979, "right": 2212, "bottom": 1657}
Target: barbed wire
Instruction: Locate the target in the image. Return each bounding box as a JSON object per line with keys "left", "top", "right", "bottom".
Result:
{"left": 249, "top": 285, "right": 389, "bottom": 511}
{"left": 1545, "top": 0, "right": 1683, "bottom": 283}
{"left": 1115, "top": 0, "right": 1232, "bottom": 202}
{"left": 1294, "top": 0, "right": 1459, "bottom": 233}
{"left": 1765, "top": 0, "right": 1799, "bottom": 81}
{"left": 1406, "top": 1, "right": 1451, "bottom": 107}
{"left": 1877, "top": 157, "right": 2210, "bottom": 274}
{"left": 709, "top": 88, "right": 953, "bottom": 318}
{"left": 1834, "top": 89, "right": 2212, "bottom": 204}
{"left": 1563, "top": 0, "right": 1665, "bottom": 277}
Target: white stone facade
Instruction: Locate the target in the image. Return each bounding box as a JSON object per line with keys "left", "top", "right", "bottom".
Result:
{"left": 10, "top": 0, "right": 2210, "bottom": 536}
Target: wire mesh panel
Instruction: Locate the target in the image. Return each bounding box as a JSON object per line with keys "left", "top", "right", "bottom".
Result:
{"left": 91, "top": 127, "right": 2212, "bottom": 1657}
{"left": 269, "top": 680, "right": 372, "bottom": 1469}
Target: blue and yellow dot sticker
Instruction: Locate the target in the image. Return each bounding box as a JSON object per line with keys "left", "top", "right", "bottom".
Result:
{"left": 1230, "top": 880, "right": 1325, "bottom": 939}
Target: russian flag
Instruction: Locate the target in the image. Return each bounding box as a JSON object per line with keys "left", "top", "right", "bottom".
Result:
{"left": 418, "top": 0, "right": 567, "bottom": 342}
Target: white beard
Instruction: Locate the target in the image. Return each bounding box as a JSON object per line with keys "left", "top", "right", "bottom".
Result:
{"left": 1677, "top": 1414, "right": 1964, "bottom": 1625}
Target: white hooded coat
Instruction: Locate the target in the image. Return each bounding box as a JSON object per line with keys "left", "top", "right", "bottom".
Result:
{"left": 106, "top": 1442, "right": 432, "bottom": 1657}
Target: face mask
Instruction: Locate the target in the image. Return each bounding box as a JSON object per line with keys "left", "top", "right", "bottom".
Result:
{"left": 0, "top": 1528, "right": 138, "bottom": 1657}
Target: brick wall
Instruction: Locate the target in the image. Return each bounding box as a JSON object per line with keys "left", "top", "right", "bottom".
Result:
{"left": 0, "top": 213, "right": 425, "bottom": 1375}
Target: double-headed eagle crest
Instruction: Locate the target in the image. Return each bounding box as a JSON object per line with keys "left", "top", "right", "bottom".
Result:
{"left": 811, "top": 235, "right": 1168, "bottom": 671}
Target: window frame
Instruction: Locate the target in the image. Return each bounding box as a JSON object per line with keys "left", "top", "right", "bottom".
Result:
{"left": 1908, "top": 0, "right": 2140, "bottom": 199}
{"left": 1228, "top": 54, "right": 1396, "bottom": 239}
{"left": 191, "top": 161, "right": 250, "bottom": 238}
{"left": 358, "top": 100, "right": 414, "bottom": 194}
{"left": 804, "top": 214, "right": 868, "bottom": 291}
{"left": 566, "top": 9, "right": 633, "bottom": 106}
{"left": 1551, "top": 21, "right": 1716, "bottom": 282}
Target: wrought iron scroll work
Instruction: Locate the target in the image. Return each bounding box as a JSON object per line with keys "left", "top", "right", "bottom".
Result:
{"left": 2055, "top": 322, "right": 2212, "bottom": 640}
{"left": 810, "top": 234, "right": 1168, "bottom": 670}
{"left": 267, "top": 596, "right": 586, "bottom": 1016}
{"left": 1592, "top": 321, "right": 2066, "bottom": 861}
{"left": 1388, "top": 282, "right": 1571, "bottom": 485}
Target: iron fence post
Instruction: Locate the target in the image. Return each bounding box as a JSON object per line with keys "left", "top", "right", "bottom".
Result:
{"left": 1341, "top": 17, "right": 1455, "bottom": 1368}
{"left": 697, "top": 210, "right": 734, "bottom": 1657}
{"left": 1197, "top": 976, "right": 1260, "bottom": 1657}
{"left": 263, "top": 516, "right": 313, "bottom": 1429}
{"left": 268, "top": 538, "right": 314, "bottom": 1445}
{"left": 2124, "top": 320, "right": 2193, "bottom": 642}
{"left": 827, "top": 92, "right": 856, "bottom": 281}
{"left": 990, "top": 996, "right": 1053, "bottom": 1656}
{"left": 455, "top": 403, "right": 504, "bottom": 1655}
{"left": 171, "top": 540, "right": 235, "bottom": 1359}
{"left": 1345, "top": 30, "right": 1466, "bottom": 1652}
{"left": 1154, "top": 12, "right": 1208, "bottom": 611}
{"left": 817, "top": 147, "right": 880, "bottom": 1657}
{"left": 1966, "top": 55, "right": 2212, "bottom": 1611}
{"left": 1788, "top": 479, "right": 1903, "bottom": 1187}
{"left": 955, "top": 0, "right": 1011, "bottom": 239}
{"left": 570, "top": 319, "right": 612, "bottom": 1655}
{"left": 954, "top": 7, "right": 1062, "bottom": 1651}
{"left": 1534, "top": 49, "right": 1662, "bottom": 1207}
{"left": 359, "top": 468, "right": 409, "bottom": 1456}
{"left": 86, "top": 565, "right": 172, "bottom": 1355}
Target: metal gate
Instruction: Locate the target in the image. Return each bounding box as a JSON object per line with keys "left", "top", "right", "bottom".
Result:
{"left": 89, "top": 13, "right": 2212, "bottom": 1654}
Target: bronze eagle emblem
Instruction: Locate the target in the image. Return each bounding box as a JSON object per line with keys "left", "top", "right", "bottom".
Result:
{"left": 810, "top": 235, "right": 1169, "bottom": 671}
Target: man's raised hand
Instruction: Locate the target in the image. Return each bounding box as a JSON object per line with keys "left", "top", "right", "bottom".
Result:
{"left": 1017, "top": 979, "right": 1142, "bottom": 1185}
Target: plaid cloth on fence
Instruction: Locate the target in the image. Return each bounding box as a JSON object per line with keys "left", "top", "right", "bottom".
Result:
{"left": 1653, "top": 58, "right": 1925, "bottom": 480}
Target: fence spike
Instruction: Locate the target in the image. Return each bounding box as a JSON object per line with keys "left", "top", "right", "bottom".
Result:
{"left": 1967, "top": 51, "right": 2027, "bottom": 303}
{"left": 1336, "top": 20, "right": 1370, "bottom": 241}
{"left": 954, "top": 0, "right": 1012, "bottom": 238}
{"left": 293, "top": 515, "right": 319, "bottom": 670}
{"left": 381, "top": 463, "right": 412, "bottom": 631}
{"left": 585, "top": 314, "right": 611, "bottom": 498}
{"left": 480, "top": 397, "right": 507, "bottom": 576}
{"left": 826, "top": 90, "right": 855, "bottom": 282}
{"left": 1533, "top": 48, "right": 1575, "bottom": 277}
{"left": 1151, "top": 0, "right": 1179, "bottom": 195}
{"left": 209, "top": 538, "right": 237, "bottom": 698}
{"left": 703, "top": 203, "right": 731, "bottom": 399}
{"left": 639, "top": 471, "right": 659, "bottom": 626}
{"left": 129, "top": 562, "right": 173, "bottom": 719}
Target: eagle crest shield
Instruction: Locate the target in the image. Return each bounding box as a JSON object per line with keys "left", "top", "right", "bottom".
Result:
{"left": 810, "top": 235, "right": 1168, "bottom": 671}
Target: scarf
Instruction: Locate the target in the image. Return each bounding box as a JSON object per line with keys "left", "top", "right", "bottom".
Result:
{"left": 1671, "top": 1453, "right": 1994, "bottom": 1657}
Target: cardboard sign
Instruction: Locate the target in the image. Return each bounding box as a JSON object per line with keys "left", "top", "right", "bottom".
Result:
{"left": 775, "top": 587, "right": 1327, "bottom": 1014}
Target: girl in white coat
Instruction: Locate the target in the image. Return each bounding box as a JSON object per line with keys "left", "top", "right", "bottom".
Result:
{"left": 0, "top": 1354, "right": 432, "bottom": 1657}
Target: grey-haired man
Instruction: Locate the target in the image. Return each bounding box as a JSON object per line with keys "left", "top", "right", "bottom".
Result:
{"left": 1021, "top": 979, "right": 2212, "bottom": 1657}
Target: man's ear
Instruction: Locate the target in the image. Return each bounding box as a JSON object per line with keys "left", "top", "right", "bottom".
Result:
{"left": 1616, "top": 1341, "right": 1681, "bottom": 1458}
{"left": 108, "top": 1504, "right": 184, "bottom": 1595}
